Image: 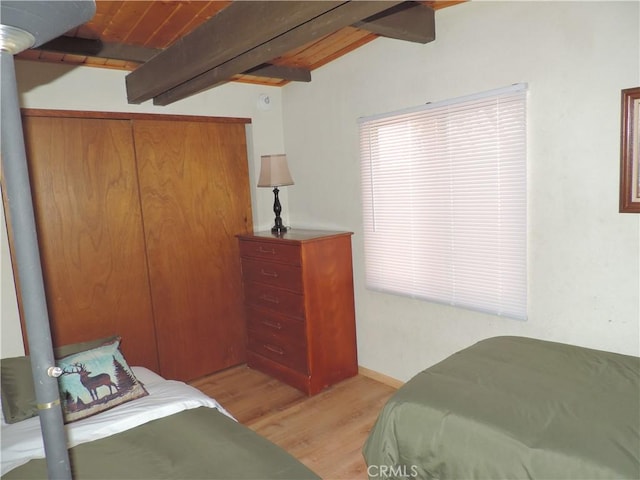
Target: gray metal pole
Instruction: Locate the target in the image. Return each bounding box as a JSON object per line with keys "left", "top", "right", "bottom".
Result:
{"left": 0, "top": 50, "right": 72, "bottom": 480}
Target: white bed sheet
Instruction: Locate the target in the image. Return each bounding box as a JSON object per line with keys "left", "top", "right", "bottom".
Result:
{"left": 1, "top": 367, "right": 234, "bottom": 476}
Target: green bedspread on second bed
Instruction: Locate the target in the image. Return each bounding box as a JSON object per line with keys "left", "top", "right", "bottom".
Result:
{"left": 363, "top": 336, "right": 640, "bottom": 479}
{"left": 4, "top": 406, "right": 319, "bottom": 480}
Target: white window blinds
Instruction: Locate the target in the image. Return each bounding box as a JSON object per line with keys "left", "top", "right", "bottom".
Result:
{"left": 359, "top": 84, "right": 527, "bottom": 320}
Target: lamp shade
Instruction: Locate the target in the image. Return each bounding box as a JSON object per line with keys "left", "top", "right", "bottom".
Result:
{"left": 257, "top": 154, "right": 294, "bottom": 187}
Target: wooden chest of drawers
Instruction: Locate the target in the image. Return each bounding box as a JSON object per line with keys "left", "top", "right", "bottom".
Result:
{"left": 237, "top": 230, "right": 358, "bottom": 395}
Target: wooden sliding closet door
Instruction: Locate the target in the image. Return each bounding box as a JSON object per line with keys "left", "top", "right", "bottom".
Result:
{"left": 20, "top": 115, "right": 159, "bottom": 370}
{"left": 133, "top": 120, "right": 252, "bottom": 381}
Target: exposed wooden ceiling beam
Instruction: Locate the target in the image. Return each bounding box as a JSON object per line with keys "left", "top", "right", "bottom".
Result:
{"left": 355, "top": 1, "right": 435, "bottom": 44}
{"left": 151, "top": 1, "right": 404, "bottom": 106}
{"left": 126, "top": 1, "right": 350, "bottom": 105}
{"left": 36, "top": 36, "right": 160, "bottom": 63}
{"left": 246, "top": 64, "right": 311, "bottom": 83}
{"left": 35, "top": 36, "right": 310, "bottom": 83}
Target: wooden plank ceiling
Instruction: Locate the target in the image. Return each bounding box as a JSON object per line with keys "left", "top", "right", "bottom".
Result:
{"left": 16, "top": 1, "right": 464, "bottom": 105}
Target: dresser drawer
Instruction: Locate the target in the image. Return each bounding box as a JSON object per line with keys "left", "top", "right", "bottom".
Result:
{"left": 246, "top": 307, "right": 306, "bottom": 343}
{"left": 243, "top": 282, "right": 305, "bottom": 319}
{"left": 238, "top": 230, "right": 357, "bottom": 395}
{"left": 241, "top": 258, "right": 303, "bottom": 293}
{"left": 248, "top": 330, "right": 308, "bottom": 374}
{"left": 239, "top": 239, "right": 301, "bottom": 266}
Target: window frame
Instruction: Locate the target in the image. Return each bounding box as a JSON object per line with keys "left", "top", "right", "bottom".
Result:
{"left": 358, "top": 83, "right": 528, "bottom": 320}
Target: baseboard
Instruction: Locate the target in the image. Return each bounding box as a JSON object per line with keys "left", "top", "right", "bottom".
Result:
{"left": 358, "top": 366, "right": 404, "bottom": 389}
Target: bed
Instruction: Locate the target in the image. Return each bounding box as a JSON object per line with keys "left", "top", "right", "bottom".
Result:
{"left": 363, "top": 336, "right": 640, "bottom": 479}
{"left": 1, "top": 341, "right": 319, "bottom": 479}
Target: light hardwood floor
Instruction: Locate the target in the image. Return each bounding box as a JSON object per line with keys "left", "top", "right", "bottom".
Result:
{"left": 190, "top": 365, "right": 397, "bottom": 480}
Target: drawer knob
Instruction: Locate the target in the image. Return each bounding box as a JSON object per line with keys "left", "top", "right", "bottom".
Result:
{"left": 264, "top": 343, "right": 284, "bottom": 355}
{"left": 262, "top": 319, "right": 283, "bottom": 330}
{"left": 260, "top": 269, "right": 278, "bottom": 278}
{"left": 260, "top": 294, "right": 280, "bottom": 304}
{"left": 258, "top": 246, "right": 276, "bottom": 255}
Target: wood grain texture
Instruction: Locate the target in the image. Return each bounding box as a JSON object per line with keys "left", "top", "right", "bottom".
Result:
{"left": 14, "top": 111, "right": 254, "bottom": 382}
{"left": 20, "top": 109, "right": 250, "bottom": 124}
{"left": 134, "top": 120, "right": 253, "bottom": 381}
{"left": 20, "top": 115, "right": 159, "bottom": 370}
{"left": 126, "top": 1, "right": 345, "bottom": 103}
{"left": 275, "top": 26, "right": 377, "bottom": 71}
{"left": 191, "top": 365, "right": 397, "bottom": 480}
{"left": 238, "top": 231, "right": 357, "bottom": 395}
{"left": 302, "top": 234, "right": 358, "bottom": 392}
{"left": 152, "top": 1, "right": 404, "bottom": 105}
{"left": 15, "top": 1, "right": 465, "bottom": 87}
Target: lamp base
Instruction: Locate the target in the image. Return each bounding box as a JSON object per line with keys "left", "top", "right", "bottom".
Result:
{"left": 270, "top": 187, "right": 287, "bottom": 236}
{"left": 271, "top": 225, "right": 288, "bottom": 235}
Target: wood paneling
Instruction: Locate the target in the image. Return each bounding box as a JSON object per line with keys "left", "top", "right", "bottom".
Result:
{"left": 133, "top": 120, "right": 253, "bottom": 381}
{"left": 149, "top": 1, "right": 404, "bottom": 106}
{"left": 20, "top": 116, "right": 159, "bottom": 370}
{"left": 126, "top": 1, "right": 352, "bottom": 104}
{"left": 12, "top": 110, "right": 254, "bottom": 381}
{"left": 15, "top": 1, "right": 464, "bottom": 88}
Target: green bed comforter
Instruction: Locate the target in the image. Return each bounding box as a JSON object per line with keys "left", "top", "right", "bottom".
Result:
{"left": 4, "top": 407, "right": 319, "bottom": 479}
{"left": 363, "top": 336, "right": 640, "bottom": 479}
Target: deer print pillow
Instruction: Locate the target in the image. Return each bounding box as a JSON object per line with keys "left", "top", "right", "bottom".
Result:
{"left": 1, "top": 336, "right": 121, "bottom": 424}
{"left": 57, "top": 337, "right": 148, "bottom": 423}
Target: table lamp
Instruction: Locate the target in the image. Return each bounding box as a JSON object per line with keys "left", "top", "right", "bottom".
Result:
{"left": 257, "top": 154, "right": 294, "bottom": 234}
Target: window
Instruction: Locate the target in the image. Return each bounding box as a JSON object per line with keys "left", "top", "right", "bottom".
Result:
{"left": 359, "top": 84, "right": 527, "bottom": 320}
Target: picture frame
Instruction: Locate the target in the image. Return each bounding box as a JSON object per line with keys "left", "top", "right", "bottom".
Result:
{"left": 620, "top": 86, "right": 640, "bottom": 213}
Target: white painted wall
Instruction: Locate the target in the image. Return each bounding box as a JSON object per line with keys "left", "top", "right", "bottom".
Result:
{"left": 282, "top": 1, "right": 640, "bottom": 380}
{"left": 1, "top": 60, "right": 287, "bottom": 357}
